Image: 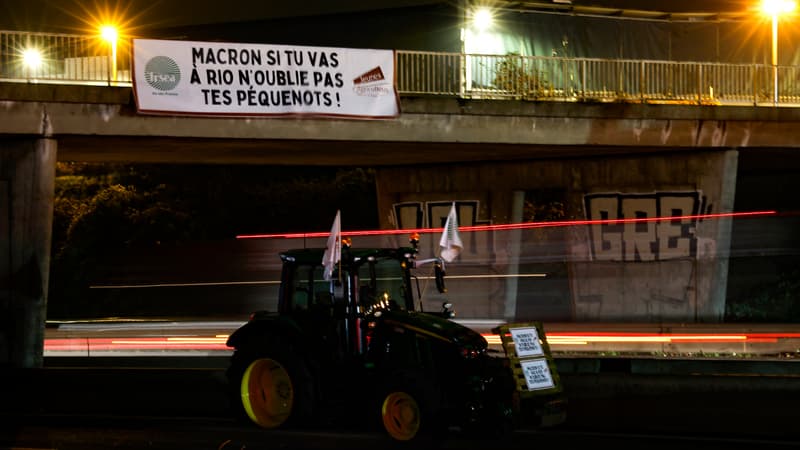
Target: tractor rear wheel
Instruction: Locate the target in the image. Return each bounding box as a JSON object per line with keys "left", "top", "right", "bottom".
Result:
{"left": 227, "top": 344, "right": 315, "bottom": 429}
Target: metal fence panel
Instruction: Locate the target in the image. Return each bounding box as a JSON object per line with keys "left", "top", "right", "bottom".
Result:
{"left": 1, "top": 30, "right": 798, "bottom": 107}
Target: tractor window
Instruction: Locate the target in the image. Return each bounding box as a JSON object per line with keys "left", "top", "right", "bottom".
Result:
{"left": 290, "top": 264, "right": 331, "bottom": 311}
{"left": 357, "top": 257, "right": 408, "bottom": 311}
{"left": 291, "top": 265, "right": 312, "bottom": 310}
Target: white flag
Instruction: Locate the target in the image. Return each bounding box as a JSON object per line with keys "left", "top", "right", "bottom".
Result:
{"left": 322, "top": 210, "right": 341, "bottom": 281}
{"left": 439, "top": 202, "right": 463, "bottom": 263}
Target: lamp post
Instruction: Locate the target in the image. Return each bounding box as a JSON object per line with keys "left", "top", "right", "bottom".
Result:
{"left": 762, "top": 0, "right": 796, "bottom": 105}
{"left": 100, "top": 25, "right": 118, "bottom": 83}
{"left": 21, "top": 48, "right": 42, "bottom": 81}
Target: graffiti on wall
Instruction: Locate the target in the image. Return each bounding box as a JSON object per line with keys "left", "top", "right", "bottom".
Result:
{"left": 392, "top": 200, "right": 489, "bottom": 229}
{"left": 584, "top": 191, "right": 710, "bottom": 262}
{"left": 390, "top": 200, "right": 502, "bottom": 316}
{"left": 392, "top": 200, "right": 492, "bottom": 265}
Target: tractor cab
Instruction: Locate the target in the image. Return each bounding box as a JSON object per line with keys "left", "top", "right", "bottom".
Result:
{"left": 276, "top": 236, "right": 448, "bottom": 360}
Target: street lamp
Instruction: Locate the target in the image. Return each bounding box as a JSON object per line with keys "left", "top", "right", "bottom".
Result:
{"left": 473, "top": 7, "right": 493, "bottom": 32}
{"left": 762, "top": 0, "right": 796, "bottom": 105}
{"left": 100, "top": 25, "right": 118, "bottom": 82}
{"left": 21, "top": 47, "right": 43, "bottom": 80}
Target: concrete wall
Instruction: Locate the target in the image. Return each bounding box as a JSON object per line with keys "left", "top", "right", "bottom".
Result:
{"left": 0, "top": 139, "right": 56, "bottom": 367}
{"left": 375, "top": 149, "right": 738, "bottom": 323}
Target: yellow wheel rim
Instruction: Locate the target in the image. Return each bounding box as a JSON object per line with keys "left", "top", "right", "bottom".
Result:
{"left": 381, "top": 391, "right": 421, "bottom": 441}
{"left": 240, "top": 358, "right": 293, "bottom": 428}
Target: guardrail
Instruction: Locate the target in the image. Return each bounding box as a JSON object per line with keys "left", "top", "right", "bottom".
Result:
{"left": 398, "top": 51, "right": 800, "bottom": 106}
{"left": 3, "top": 30, "right": 800, "bottom": 106}
{"left": 0, "top": 30, "right": 132, "bottom": 85}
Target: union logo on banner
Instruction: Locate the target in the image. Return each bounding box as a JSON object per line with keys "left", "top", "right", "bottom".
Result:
{"left": 132, "top": 39, "right": 400, "bottom": 118}
{"left": 353, "top": 66, "right": 391, "bottom": 97}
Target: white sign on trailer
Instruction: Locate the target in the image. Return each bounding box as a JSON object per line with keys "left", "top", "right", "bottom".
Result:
{"left": 519, "top": 358, "right": 555, "bottom": 391}
{"left": 510, "top": 326, "right": 544, "bottom": 358}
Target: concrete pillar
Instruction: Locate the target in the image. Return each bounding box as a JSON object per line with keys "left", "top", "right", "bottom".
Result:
{"left": 503, "top": 190, "right": 524, "bottom": 321}
{"left": 706, "top": 149, "right": 739, "bottom": 321}
{"left": 0, "top": 138, "right": 56, "bottom": 368}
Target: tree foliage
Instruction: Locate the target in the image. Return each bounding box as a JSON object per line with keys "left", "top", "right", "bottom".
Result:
{"left": 48, "top": 162, "right": 377, "bottom": 318}
{"left": 726, "top": 268, "right": 800, "bottom": 322}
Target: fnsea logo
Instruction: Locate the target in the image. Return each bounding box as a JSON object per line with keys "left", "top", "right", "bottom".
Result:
{"left": 144, "top": 56, "right": 181, "bottom": 91}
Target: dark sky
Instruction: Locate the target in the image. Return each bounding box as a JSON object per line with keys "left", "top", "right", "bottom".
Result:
{"left": 0, "top": 0, "right": 443, "bottom": 33}
{"left": 0, "top": 0, "right": 760, "bottom": 34}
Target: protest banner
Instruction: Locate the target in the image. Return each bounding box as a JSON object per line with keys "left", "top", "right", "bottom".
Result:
{"left": 132, "top": 38, "right": 399, "bottom": 119}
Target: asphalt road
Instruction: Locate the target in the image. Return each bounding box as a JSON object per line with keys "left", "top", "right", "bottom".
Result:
{"left": 6, "top": 419, "right": 800, "bottom": 450}
{"left": 2, "top": 361, "right": 800, "bottom": 449}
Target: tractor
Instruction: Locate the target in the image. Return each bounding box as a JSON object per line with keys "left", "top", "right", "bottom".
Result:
{"left": 226, "top": 234, "right": 566, "bottom": 441}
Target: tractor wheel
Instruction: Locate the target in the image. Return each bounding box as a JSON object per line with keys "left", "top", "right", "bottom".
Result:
{"left": 381, "top": 390, "right": 422, "bottom": 441}
{"left": 227, "top": 345, "right": 315, "bottom": 429}
{"left": 377, "top": 379, "right": 444, "bottom": 443}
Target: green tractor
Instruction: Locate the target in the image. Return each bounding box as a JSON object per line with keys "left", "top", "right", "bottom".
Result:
{"left": 226, "top": 235, "right": 566, "bottom": 441}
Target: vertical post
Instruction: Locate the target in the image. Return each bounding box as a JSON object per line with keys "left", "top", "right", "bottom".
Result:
{"left": 581, "top": 59, "right": 587, "bottom": 100}
{"left": 111, "top": 40, "right": 118, "bottom": 85}
{"left": 697, "top": 63, "right": 703, "bottom": 105}
{"left": 504, "top": 191, "right": 525, "bottom": 321}
{"left": 460, "top": 0, "right": 468, "bottom": 98}
{"left": 762, "top": 0, "right": 797, "bottom": 105}
{"left": 0, "top": 139, "right": 57, "bottom": 368}
{"left": 106, "top": 47, "right": 112, "bottom": 86}
{"left": 101, "top": 26, "right": 118, "bottom": 86}
{"left": 640, "top": 61, "right": 645, "bottom": 102}
{"left": 772, "top": 14, "right": 779, "bottom": 105}
{"left": 705, "top": 150, "right": 739, "bottom": 321}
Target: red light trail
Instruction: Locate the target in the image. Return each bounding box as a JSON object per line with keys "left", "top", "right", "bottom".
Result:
{"left": 236, "top": 210, "right": 777, "bottom": 240}
{"left": 43, "top": 327, "right": 800, "bottom": 355}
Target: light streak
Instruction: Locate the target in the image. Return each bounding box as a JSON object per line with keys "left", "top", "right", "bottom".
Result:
{"left": 89, "top": 280, "right": 281, "bottom": 289}
{"left": 236, "top": 210, "right": 777, "bottom": 240}
{"left": 448, "top": 273, "right": 547, "bottom": 279}
{"left": 88, "top": 274, "right": 546, "bottom": 289}
{"left": 483, "top": 332, "right": 783, "bottom": 347}
{"left": 42, "top": 325, "right": 800, "bottom": 356}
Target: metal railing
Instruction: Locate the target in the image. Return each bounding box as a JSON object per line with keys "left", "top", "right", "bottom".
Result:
{"left": 3, "top": 30, "right": 800, "bottom": 106}
{"left": 0, "top": 30, "right": 131, "bottom": 85}
{"left": 398, "top": 51, "right": 800, "bottom": 106}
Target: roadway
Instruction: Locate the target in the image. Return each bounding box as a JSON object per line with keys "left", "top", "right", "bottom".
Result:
{"left": 3, "top": 319, "right": 795, "bottom": 449}
{"left": 3, "top": 359, "right": 800, "bottom": 449}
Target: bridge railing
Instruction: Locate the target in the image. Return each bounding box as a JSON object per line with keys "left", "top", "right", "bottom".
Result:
{"left": 398, "top": 51, "right": 800, "bottom": 106}
{"left": 0, "top": 30, "right": 131, "bottom": 85}
{"left": 2, "top": 30, "right": 799, "bottom": 106}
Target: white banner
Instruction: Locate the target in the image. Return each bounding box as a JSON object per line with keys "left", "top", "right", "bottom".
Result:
{"left": 132, "top": 39, "right": 399, "bottom": 119}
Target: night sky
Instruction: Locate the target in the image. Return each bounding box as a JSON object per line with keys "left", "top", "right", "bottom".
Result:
{"left": 0, "top": 0, "right": 441, "bottom": 33}
{"left": 0, "top": 0, "right": 762, "bottom": 35}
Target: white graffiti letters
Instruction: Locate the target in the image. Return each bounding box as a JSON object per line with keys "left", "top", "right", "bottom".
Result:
{"left": 585, "top": 193, "right": 699, "bottom": 262}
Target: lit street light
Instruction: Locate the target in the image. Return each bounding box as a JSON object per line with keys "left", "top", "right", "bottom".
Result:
{"left": 762, "top": 0, "right": 796, "bottom": 105}
{"left": 21, "top": 47, "right": 42, "bottom": 80}
{"left": 100, "top": 25, "right": 118, "bottom": 82}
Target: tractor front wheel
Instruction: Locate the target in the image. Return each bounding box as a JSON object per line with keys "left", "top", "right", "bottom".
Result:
{"left": 381, "top": 390, "right": 422, "bottom": 441}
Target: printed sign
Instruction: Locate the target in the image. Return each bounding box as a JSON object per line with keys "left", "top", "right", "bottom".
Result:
{"left": 520, "top": 358, "right": 556, "bottom": 391}
{"left": 132, "top": 38, "right": 399, "bottom": 119}
{"left": 510, "top": 327, "right": 544, "bottom": 358}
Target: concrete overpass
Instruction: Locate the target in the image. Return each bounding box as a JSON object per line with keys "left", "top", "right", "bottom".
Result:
{"left": 2, "top": 81, "right": 800, "bottom": 368}
{"left": 4, "top": 83, "right": 800, "bottom": 164}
